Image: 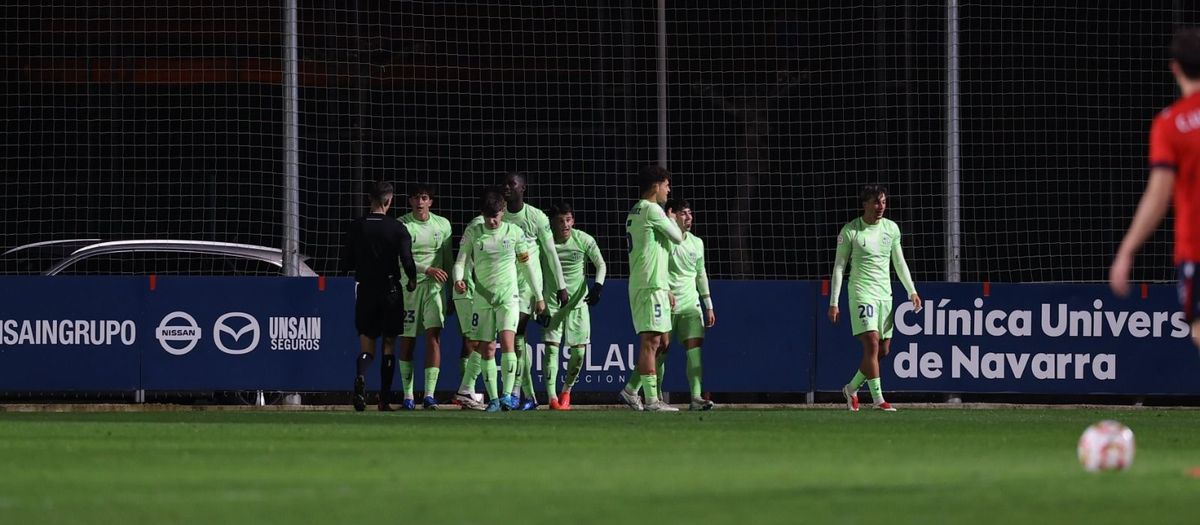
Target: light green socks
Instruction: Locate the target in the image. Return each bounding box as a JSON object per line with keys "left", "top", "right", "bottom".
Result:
{"left": 459, "top": 353, "right": 481, "bottom": 392}
{"left": 424, "top": 367, "right": 439, "bottom": 398}
{"left": 848, "top": 370, "right": 867, "bottom": 391}
{"left": 511, "top": 336, "right": 526, "bottom": 396}
{"left": 398, "top": 360, "right": 415, "bottom": 400}
{"left": 625, "top": 369, "right": 641, "bottom": 394}
{"left": 629, "top": 354, "right": 668, "bottom": 396}
{"left": 544, "top": 344, "right": 560, "bottom": 400}
{"left": 656, "top": 354, "right": 667, "bottom": 394}
{"left": 501, "top": 352, "right": 518, "bottom": 399}
{"left": 685, "top": 348, "right": 703, "bottom": 400}
{"left": 483, "top": 357, "right": 499, "bottom": 402}
{"left": 520, "top": 342, "right": 535, "bottom": 401}
{"left": 867, "top": 377, "right": 884, "bottom": 404}
{"left": 642, "top": 372, "right": 660, "bottom": 403}
{"left": 563, "top": 347, "right": 585, "bottom": 392}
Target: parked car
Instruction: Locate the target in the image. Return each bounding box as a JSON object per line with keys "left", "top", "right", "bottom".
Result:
{"left": 1, "top": 239, "right": 318, "bottom": 276}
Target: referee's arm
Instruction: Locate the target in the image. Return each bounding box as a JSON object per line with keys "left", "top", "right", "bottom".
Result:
{"left": 397, "top": 226, "right": 418, "bottom": 287}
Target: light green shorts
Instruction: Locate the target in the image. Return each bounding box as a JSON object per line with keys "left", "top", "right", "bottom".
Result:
{"left": 469, "top": 295, "right": 519, "bottom": 342}
{"left": 517, "top": 276, "right": 541, "bottom": 316}
{"left": 543, "top": 302, "right": 591, "bottom": 347}
{"left": 401, "top": 280, "right": 445, "bottom": 338}
{"left": 629, "top": 288, "right": 672, "bottom": 334}
{"left": 849, "top": 296, "right": 894, "bottom": 339}
{"left": 671, "top": 303, "right": 705, "bottom": 342}
{"left": 453, "top": 295, "right": 475, "bottom": 337}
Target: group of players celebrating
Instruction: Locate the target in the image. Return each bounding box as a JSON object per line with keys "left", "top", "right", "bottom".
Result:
{"left": 345, "top": 165, "right": 924, "bottom": 413}
{"left": 343, "top": 164, "right": 921, "bottom": 409}
{"left": 344, "top": 166, "right": 720, "bottom": 412}
{"left": 343, "top": 30, "right": 1200, "bottom": 414}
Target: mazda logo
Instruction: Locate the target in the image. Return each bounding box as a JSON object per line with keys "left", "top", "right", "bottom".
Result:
{"left": 213, "top": 312, "right": 260, "bottom": 355}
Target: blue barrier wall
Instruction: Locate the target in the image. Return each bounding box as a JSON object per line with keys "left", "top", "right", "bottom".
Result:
{"left": 0, "top": 277, "right": 812, "bottom": 393}
{"left": 519, "top": 280, "right": 814, "bottom": 393}
{"left": 0, "top": 277, "right": 142, "bottom": 390}
{"left": 1, "top": 277, "right": 1196, "bottom": 395}
{"left": 816, "top": 282, "right": 1200, "bottom": 394}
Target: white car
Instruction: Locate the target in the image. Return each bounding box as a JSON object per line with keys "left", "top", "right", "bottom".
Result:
{"left": 1, "top": 239, "right": 317, "bottom": 276}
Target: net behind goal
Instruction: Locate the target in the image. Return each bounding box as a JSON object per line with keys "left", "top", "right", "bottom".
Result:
{"left": 4, "top": 1, "right": 1196, "bottom": 283}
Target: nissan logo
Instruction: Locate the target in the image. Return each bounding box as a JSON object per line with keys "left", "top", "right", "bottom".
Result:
{"left": 213, "top": 312, "right": 260, "bottom": 355}
{"left": 156, "top": 311, "right": 202, "bottom": 356}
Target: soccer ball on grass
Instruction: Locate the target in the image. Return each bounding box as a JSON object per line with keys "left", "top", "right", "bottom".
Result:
{"left": 1077, "top": 420, "right": 1135, "bottom": 472}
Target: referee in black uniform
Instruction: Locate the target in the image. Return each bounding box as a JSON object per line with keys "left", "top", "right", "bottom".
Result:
{"left": 342, "top": 181, "right": 418, "bottom": 411}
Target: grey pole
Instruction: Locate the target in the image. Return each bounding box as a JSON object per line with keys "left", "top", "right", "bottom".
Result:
{"left": 282, "top": 0, "right": 301, "bottom": 276}
{"left": 946, "top": 0, "right": 962, "bottom": 282}
{"left": 944, "top": 0, "right": 965, "bottom": 406}
{"left": 656, "top": 0, "right": 668, "bottom": 168}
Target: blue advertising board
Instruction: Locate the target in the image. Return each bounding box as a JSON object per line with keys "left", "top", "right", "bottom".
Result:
{"left": 0, "top": 277, "right": 812, "bottom": 394}
{"left": 513, "top": 280, "right": 814, "bottom": 393}
{"left": 2, "top": 277, "right": 1196, "bottom": 395}
{"left": 140, "top": 277, "right": 357, "bottom": 390}
{"left": 815, "top": 282, "right": 1200, "bottom": 394}
{"left": 0, "top": 277, "right": 142, "bottom": 390}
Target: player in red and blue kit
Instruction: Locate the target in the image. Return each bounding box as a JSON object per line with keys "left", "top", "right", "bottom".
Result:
{"left": 1111, "top": 28, "right": 1200, "bottom": 350}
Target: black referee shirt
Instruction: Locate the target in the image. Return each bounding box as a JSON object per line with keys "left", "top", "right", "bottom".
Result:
{"left": 341, "top": 212, "right": 418, "bottom": 287}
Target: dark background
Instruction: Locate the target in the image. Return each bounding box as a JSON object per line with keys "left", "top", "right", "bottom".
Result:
{"left": 3, "top": 1, "right": 1199, "bottom": 282}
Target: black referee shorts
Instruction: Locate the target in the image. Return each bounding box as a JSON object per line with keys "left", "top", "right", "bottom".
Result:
{"left": 355, "top": 282, "right": 404, "bottom": 338}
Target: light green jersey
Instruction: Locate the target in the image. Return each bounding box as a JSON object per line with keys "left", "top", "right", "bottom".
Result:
{"left": 399, "top": 211, "right": 452, "bottom": 286}
{"left": 453, "top": 220, "right": 540, "bottom": 306}
{"left": 669, "top": 233, "right": 711, "bottom": 310}
{"left": 502, "top": 203, "right": 567, "bottom": 293}
{"left": 546, "top": 229, "right": 607, "bottom": 297}
{"left": 455, "top": 216, "right": 484, "bottom": 300}
{"left": 829, "top": 217, "right": 916, "bottom": 305}
{"left": 626, "top": 199, "right": 684, "bottom": 292}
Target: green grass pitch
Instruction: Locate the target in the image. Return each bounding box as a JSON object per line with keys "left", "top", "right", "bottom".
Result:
{"left": 1, "top": 408, "right": 1198, "bottom": 524}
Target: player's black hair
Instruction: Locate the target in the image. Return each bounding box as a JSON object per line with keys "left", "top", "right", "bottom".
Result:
{"left": 408, "top": 182, "right": 434, "bottom": 199}
{"left": 638, "top": 164, "right": 671, "bottom": 194}
{"left": 665, "top": 198, "right": 690, "bottom": 215}
{"left": 1172, "top": 28, "right": 1200, "bottom": 80}
{"left": 480, "top": 187, "right": 506, "bottom": 217}
{"left": 500, "top": 170, "right": 527, "bottom": 185}
{"left": 368, "top": 180, "right": 394, "bottom": 206}
{"left": 859, "top": 185, "right": 887, "bottom": 204}
{"left": 549, "top": 201, "right": 574, "bottom": 219}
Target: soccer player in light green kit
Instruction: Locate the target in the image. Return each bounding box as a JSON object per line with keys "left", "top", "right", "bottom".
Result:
{"left": 541, "top": 201, "right": 607, "bottom": 411}
{"left": 453, "top": 189, "right": 544, "bottom": 412}
{"left": 829, "top": 185, "right": 921, "bottom": 412}
{"left": 396, "top": 183, "right": 453, "bottom": 410}
{"left": 620, "top": 164, "right": 685, "bottom": 412}
{"left": 452, "top": 213, "right": 487, "bottom": 410}
{"left": 663, "top": 198, "right": 716, "bottom": 411}
{"left": 499, "top": 172, "right": 569, "bottom": 410}
{"left": 627, "top": 198, "right": 716, "bottom": 410}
